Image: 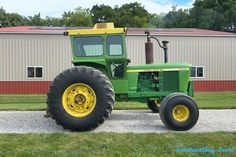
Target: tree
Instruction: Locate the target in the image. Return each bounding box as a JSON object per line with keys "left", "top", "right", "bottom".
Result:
{"left": 189, "top": 2, "right": 215, "bottom": 29}
{"left": 0, "top": 7, "right": 27, "bottom": 26}
{"left": 28, "top": 13, "right": 45, "bottom": 26}
{"left": 114, "top": 2, "right": 151, "bottom": 27}
{"left": 148, "top": 13, "right": 165, "bottom": 28}
{"left": 63, "top": 7, "right": 93, "bottom": 27}
{"left": 0, "top": 7, "right": 9, "bottom": 26}
{"left": 190, "top": 0, "right": 236, "bottom": 32}
{"left": 163, "top": 6, "right": 191, "bottom": 28}
{"left": 91, "top": 4, "right": 115, "bottom": 23}
{"left": 8, "top": 13, "right": 26, "bottom": 26}
{"left": 44, "top": 16, "right": 64, "bottom": 26}
{"left": 1, "top": 1, "right": 235, "bottom": 32}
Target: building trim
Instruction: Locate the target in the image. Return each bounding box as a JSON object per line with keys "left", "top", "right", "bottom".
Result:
{"left": 0, "top": 80, "right": 235, "bottom": 94}
{"left": 0, "top": 81, "right": 51, "bottom": 94}
{"left": 194, "top": 80, "right": 236, "bottom": 91}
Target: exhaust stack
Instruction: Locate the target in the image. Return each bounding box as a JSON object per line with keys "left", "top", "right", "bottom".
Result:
{"left": 145, "top": 30, "right": 154, "bottom": 64}
{"left": 162, "top": 40, "right": 169, "bottom": 63}
{"left": 145, "top": 30, "right": 169, "bottom": 63}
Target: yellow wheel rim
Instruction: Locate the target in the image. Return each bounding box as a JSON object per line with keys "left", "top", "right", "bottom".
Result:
{"left": 172, "top": 105, "right": 190, "bottom": 122}
{"left": 154, "top": 100, "right": 161, "bottom": 107}
{"left": 62, "top": 83, "right": 96, "bottom": 117}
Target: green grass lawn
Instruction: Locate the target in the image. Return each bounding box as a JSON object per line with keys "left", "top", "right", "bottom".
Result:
{"left": 0, "top": 92, "right": 236, "bottom": 111}
{"left": 0, "top": 132, "right": 235, "bottom": 157}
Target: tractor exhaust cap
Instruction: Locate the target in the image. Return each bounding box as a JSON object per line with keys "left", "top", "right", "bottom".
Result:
{"left": 145, "top": 30, "right": 151, "bottom": 42}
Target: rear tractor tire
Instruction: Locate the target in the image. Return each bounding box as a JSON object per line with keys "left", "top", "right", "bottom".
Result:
{"left": 47, "top": 66, "right": 115, "bottom": 131}
{"left": 147, "top": 100, "right": 160, "bottom": 113}
{"left": 159, "top": 93, "right": 199, "bottom": 131}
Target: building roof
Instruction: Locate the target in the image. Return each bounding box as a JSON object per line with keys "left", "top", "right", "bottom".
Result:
{"left": 0, "top": 26, "right": 235, "bottom": 36}
{"left": 128, "top": 28, "right": 236, "bottom": 36}
{"left": 0, "top": 26, "right": 65, "bottom": 34}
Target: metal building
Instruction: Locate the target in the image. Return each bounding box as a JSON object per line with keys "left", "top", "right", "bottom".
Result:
{"left": 0, "top": 26, "right": 236, "bottom": 93}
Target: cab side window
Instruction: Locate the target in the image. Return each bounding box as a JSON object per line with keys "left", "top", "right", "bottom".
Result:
{"left": 74, "top": 36, "right": 103, "bottom": 56}
{"left": 107, "top": 35, "right": 123, "bottom": 56}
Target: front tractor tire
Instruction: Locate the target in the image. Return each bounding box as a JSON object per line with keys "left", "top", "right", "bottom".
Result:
{"left": 159, "top": 93, "right": 199, "bottom": 131}
{"left": 147, "top": 100, "right": 160, "bottom": 113}
{"left": 47, "top": 66, "right": 115, "bottom": 131}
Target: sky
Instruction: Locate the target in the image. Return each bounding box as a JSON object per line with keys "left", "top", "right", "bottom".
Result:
{"left": 0, "top": 0, "right": 195, "bottom": 18}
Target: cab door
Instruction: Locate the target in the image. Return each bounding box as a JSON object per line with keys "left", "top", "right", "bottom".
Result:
{"left": 106, "top": 34, "right": 128, "bottom": 94}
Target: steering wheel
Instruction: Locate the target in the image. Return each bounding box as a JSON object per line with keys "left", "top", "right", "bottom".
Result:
{"left": 111, "top": 61, "right": 118, "bottom": 68}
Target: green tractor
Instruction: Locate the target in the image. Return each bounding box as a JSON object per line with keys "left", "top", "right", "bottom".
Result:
{"left": 46, "top": 23, "right": 199, "bottom": 131}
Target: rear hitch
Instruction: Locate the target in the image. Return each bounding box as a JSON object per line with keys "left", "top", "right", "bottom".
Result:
{"left": 44, "top": 109, "right": 52, "bottom": 118}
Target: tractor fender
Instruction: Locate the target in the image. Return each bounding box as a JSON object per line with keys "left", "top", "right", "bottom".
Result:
{"left": 73, "top": 62, "right": 109, "bottom": 77}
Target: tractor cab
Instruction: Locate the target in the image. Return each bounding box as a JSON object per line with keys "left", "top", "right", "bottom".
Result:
{"left": 66, "top": 23, "right": 129, "bottom": 93}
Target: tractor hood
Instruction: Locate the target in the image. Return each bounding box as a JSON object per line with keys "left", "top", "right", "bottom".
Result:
{"left": 127, "top": 63, "right": 192, "bottom": 73}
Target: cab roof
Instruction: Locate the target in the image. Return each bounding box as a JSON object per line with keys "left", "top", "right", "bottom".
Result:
{"left": 65, "top": 23, "right": 126, "bottom": 36}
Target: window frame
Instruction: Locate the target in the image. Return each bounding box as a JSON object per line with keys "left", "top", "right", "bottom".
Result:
{"left": 26, "top": 66, "right": 43, "bottom": 79}
{"left": 73, "top": 36, "right": 104, "bottom": 57}
{"left": 190, "top": 66, "right": 204, "bottom": 79}
{"left": 107, "top": 35, "right": 124, "bottom": 56}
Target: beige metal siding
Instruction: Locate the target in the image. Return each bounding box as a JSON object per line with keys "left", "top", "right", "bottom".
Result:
{"left": 126, "top": 35, "right": 236, "bottom": 80}
{"left": 0, "top": 33, "right": 235, "bottom": 81}
{"left": 0, "top": 34, "right": 73, "bottom": 81}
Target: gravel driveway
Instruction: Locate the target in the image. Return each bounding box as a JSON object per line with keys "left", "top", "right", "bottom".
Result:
{"left": 0, "top": 110, "right": 235, "bottom": 133}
